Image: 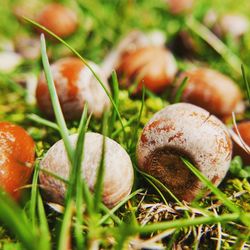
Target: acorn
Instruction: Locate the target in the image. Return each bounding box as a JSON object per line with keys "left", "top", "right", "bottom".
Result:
{"left": 137, "top": 103, "right": 232, "bottom": 201}
{"left": 167, "top": 0, "right": 194, "bottom": 15}
{"left": 15, "top": 35, "right": 40, "bottom": 60}
{"left": 36, "top": 3, "right": 78, "bottom": 38}
{"left": 0, "top": 122, "right": 35, "bottom": 200}
{"left": 36, "top": 57, "right": 111, "bottom": 120}
{"left": 204, "top": 11, "right": 249, "bottom": 39}
{"left": 39, "top": 132, "right": 134, "bottom": 208}
{"left": 231, "top": 121, "right": 250, "bottom": 165}
{"left": 174, "top": 68, "right": 244, "bottom": 119}
{"left": 116, "top": 46, "right": 177, "bottom": 93}
{"left": 219, "top": 14, "right": 249, "bottom": 38}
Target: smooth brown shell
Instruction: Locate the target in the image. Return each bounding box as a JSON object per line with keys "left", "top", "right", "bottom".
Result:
{"left": 36, "top": 57, "right": 110, "bottom": 120}
{"left": 137, "top": 103, "right": 232, "bottom": 201}
{"left": 117, "top": 46, "right": 177, "bottom": 93}
{"left": 39, "top": 132, "right": 134, "bottom": 208}
{"left": 174, "top": 68, "right": 244, "bottom": 119}
{"left": 167, "top": 0, "right": 194, "bottom": 15}
{"left": 0, "top": 122, "right": 35, "bottom": 200}
{"left": 232, "top": 121, "right": 250, "bottom": 165}
{"left": 36, "top": 3, "right": 78, "bottom": 38}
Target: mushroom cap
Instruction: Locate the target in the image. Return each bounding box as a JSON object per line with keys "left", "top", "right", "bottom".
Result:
{"left": 220, "top": 14, "right": 249, "bottom": 38}
{"left": 175, "top": 68, "right": 244, "bottom": 118}
{"left": 36, "top": 3, "right": 78, "bottom": 38}
{"left": 117, "top": 46, "right": 177, "bottom": 93}
{"left": 39, "top": 132, "right": 134, "bottom": 208}
{"left": 36, "top": 57, "right": 111, "bottom": 120}
{"left": 0, "top": 122, "right": 35, "bottom": 200}
{"left": 232, "top": 121, "right": 250, "bottom": 165}
{"left": 137, "top": 103, "right": 232, "bottom": 201}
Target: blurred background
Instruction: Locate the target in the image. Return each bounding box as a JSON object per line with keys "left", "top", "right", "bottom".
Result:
{"left": 0, "top": 0, "right": 250, "bottom": 75}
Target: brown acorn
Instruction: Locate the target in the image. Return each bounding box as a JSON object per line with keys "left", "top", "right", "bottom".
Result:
{"left": 0, "top": 122, "right": 35, "bottom": 200}
{"left": 232, "top": 121, "right": 250, "bottom": 165}
{"left": 167, "top": 0, "right": 194, "bottom": 15}
{"left": 117, "top": 46, "right": 177, "bottom": 93}
{"left": 174, "top": 68, "right": 244, "bottom": 119}
{"left": 137, "top": 103, "right": 232, "bottom": 201}
{"left": 36, "top": 3, "right": 78, "bottom": 38}
{"left": 36, "top": 57, "right": 110, "bottom": 120}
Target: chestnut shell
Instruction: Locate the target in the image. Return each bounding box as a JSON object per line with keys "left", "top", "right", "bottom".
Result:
{"left": 137, "top": 103, "right": 232, "bottom": 201}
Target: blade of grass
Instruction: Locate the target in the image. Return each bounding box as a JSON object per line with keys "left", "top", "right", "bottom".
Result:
{"left": 93, "top": 112, "right": 108, "bottom": 212}
{"left": 136, "top": 212, "right": 246, "bottom": 234}
{"left": 40, "top": 34, "right": 74, "bottom": 164}
{"left": 24, "top": 17, "right": 126, "bottom": 139}
{"left": 58, "top": 200, "right": 74, "bottom": 250}
{"left": 27, "top": 114, "right": 59, "bottom": 131}
{"left": 136, "top": 166, "right": 191, "bottom": 219}
{"left": 241, "top": 65, "right": 250, "bottom": 102}
{"left": 144, "top": 177, "right": 168, "bottom": 205}
{"left": 136, "top": 167, "right": 182, "bottom": 205}
{"left": 174, "top": 77, "right": 188, "bottom": 103}
{"left": 75, "top": 115, "right": 93, "bottom": 214}
{"left": 111, "top": 114, "right": 138, "bottom": 138}
{"left": 0, "top": 191, "right": 37, "bottom": 250}
{"left": 181, "top": 158, "right": 241, "bottom": 215}
{"left": 100, "top": 205, "right": 122, "bottom": 225}
{"left": 109, "top": 71, "right": 119, "bottom": 137}
{"left": 71, "top": 106, "right": 92, "bottom": 249}
{"left": 29, "top": 162, "right": 40, "bottom": 228}
{"left": 66, "top": 105, "right": 89, "bottom": 202}
{"left": 186, "top": 16, "right": 242, "bottom": 75}
{"left": 37, "top": 194, "right": 51, "bottom": 250}
{"left": 129, "top": 86, "right": 145, "bottom": 152}
{"left": 99, "top": 188, "right": 144, "bottom": 225}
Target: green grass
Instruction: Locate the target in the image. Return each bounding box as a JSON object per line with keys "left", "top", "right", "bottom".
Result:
{"left": 0, "top": 0, "right": 250, "bottom": 249}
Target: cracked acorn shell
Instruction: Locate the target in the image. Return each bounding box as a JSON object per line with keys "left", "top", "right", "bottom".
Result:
{"left": 136, "top": 103, "right": 232, "bottom": 201}
{"left": 36, "top": 57, "right": 111, "bottom": 120}
{"left": 39, "top": 132, "right": 134, "bottom": 208}
{"left": 117, "top": 46, "right": 177, "bottom": 93}
{"left": 174, "top": 68, "right": 244, "bottom": 119}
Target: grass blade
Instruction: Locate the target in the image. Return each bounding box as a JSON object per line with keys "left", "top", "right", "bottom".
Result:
{"left": 0, "top": 191, "right": 37, "bottom": 250}
{"left": 136, "top": 167, "right": 182, "bottom": 205}
{"left": 109, "top": 71, "right": 120, "bottom": 137}
{"left": 99, "top": 188, "right": 144, "bottom": 225}
{"left": 37, "top": 194, "right": 51, "bottom": 250}
{"left": 27, "top": 114, "right": 59, "bottom": 131}
{"left": 72, "top": 106, "right": 91, "bottom": 249}
{"left": 241, "top": 65, "right": 250, "bottom": 102}
{"left": 29, "top": 162, "right": 40, "bottom": 228}
{"left": 174, "top": 77, "right": 188, "bottom": 103}
{"left": 40, "top": 34, "right": 74, "bottom": 164}
{"left": 137, "top": 212, "right": 245, "bottom": 233}
{"left": 181, "top": 158, "right": 240, "bottom": 214}
{"left": 129, "top": 86, "right": 145, "bottom": 152}
{"left": 58, "top": 201, "right": 74, "bottom": 250}
{"left": 93, "top": 112, "right": 108, "bottom": 212}
{"left": 144, "top": 177, "right": 168, "bottom": 205}
{"left": 186, "top": 16, "right": 242, "bottom": 75}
